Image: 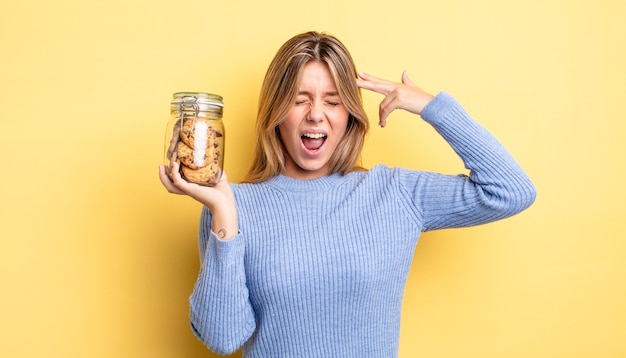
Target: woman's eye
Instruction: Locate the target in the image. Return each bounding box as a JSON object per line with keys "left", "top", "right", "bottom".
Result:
{"left": 327, "top": 101, "right": 341, "bottom": 106}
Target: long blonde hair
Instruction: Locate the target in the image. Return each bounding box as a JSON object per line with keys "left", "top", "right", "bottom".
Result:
{"left": 242, "top": 31, "right": 369, "bottom": 183}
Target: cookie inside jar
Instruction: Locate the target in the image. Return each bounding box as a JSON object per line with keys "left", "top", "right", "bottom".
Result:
{"left": 164, "top": 92, "right": 225, "bottom": 186}
{"left": 177, "top": 118, "right": 223, "bottom": 185}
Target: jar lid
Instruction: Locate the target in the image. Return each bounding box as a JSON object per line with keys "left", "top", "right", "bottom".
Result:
{"left": 171, "top": 92, "right": 224, "bottom": 108}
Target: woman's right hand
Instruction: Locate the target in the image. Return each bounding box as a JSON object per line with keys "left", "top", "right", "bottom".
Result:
{"left": 159, "top": 162, "right": 239, "bottom": 240}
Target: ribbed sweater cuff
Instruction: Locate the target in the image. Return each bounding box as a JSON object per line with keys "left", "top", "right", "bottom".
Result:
{"left": 210, "top": 230, "right": 245, "bottom": 270}
{"left": 420, "top": 91, "right": 458, "bottom": 125}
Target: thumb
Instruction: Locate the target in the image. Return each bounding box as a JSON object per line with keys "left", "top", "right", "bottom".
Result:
{"left": 401, "top": 70, "right": 415, "bottom": 86}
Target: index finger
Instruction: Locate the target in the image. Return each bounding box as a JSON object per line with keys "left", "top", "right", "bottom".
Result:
{"left": 356, "top": 72, "right": 397, "bottom": 95}
{"left": 159, "top": 164, "right": 185, "bottom": 195}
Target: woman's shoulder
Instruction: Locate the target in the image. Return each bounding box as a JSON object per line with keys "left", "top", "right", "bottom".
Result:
{"left": 366, "top": 164, "right": 426, "bottom": 178}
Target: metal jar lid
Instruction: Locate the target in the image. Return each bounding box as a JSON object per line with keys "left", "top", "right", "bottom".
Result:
{"left": 171, "top": 92, "right": 223, "bottom": 114}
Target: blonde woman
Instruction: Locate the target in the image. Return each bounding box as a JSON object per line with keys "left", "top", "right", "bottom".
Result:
{"left": 159, "top": 31, "right": 536, "bottom": 357}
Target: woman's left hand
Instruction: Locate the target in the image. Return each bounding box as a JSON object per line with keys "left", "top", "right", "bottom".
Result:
{"left": 356, "top": 71, "right": 435, "bottom": 127}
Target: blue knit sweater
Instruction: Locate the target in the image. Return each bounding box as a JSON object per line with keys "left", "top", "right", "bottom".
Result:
{"left": 189, "top": 92, "right": 536, "bottom": 357}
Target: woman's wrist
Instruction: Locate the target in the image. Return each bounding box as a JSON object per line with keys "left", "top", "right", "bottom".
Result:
{"left": 210, "top": 207, "right": 239, "bottom": 241}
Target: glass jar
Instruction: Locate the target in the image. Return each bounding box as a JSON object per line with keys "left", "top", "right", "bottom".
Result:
{"left": 164, "top": 92, "right": 225, "bottom": 186}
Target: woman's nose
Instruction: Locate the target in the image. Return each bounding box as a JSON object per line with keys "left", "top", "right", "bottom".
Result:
{"left": 307, "top": 101, "right": 324, "bottom": 122}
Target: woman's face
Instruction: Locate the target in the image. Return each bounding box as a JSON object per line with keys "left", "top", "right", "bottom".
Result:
{"left": 279, "top": 61, "right": 350, "bottom": 180}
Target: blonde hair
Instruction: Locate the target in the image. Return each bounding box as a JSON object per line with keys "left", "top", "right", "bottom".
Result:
{"left": 242, "top": 31, "right": 369, "bottom": 183}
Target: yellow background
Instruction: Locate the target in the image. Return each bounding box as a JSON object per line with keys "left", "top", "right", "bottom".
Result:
{"left": 1, "top": 0, "right": 624, "bottom": 357}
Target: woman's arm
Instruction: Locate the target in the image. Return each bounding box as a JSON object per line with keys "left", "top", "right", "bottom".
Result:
{"left": 158, "top": 165, "right": 254, "bottom": 353}
{"left": 188, "top": 207, "right": 256, "bottom": 354}
{"left": 158, "top": 162, "right": 238, "bottom": 240}
{"left": 358, "top": 71, "right": 536, "bottom": 230}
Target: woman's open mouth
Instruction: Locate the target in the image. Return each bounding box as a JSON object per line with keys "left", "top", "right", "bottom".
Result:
{"left": 301, "top": 132, "right": 327, "bottom": 152}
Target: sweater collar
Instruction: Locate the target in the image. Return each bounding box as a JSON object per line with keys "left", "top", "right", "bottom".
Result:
{"left": 266, "top": 172, "right": 346, "bottom": 192}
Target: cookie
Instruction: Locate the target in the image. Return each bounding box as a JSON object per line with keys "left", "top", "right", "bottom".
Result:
{"left": 180, "top": 118, "right": 223, "bottom": 149}
{"left": 177, "top": 141, "right": 210, "bottom": 169}
{"left": 166, "top": 120, "right": 182, "bottom": 162}
{"left": 180, "top": 160, "right": 221, "bottom": 185}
